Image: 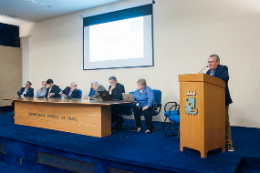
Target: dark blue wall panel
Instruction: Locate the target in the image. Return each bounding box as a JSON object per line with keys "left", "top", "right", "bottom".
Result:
{"left": 0, "top": 22, "right": 20, "bottom": 47}
{"left": 83, "top": 4, "right": 152, "bottom": 26}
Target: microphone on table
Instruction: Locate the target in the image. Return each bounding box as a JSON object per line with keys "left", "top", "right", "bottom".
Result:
{"left": 198, "top": 65, "right": 208, "bottom": 74}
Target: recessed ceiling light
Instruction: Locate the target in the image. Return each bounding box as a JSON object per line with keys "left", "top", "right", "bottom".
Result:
{"left": 0, "top": 12, "right": 17, "bottom": 18}
{"left": 25, "top": 0, "right": 53, "bottom": 8}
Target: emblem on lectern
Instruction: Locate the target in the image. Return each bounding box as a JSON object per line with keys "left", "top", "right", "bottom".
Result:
{"left": 184, "top": 91, "right": 198, "bottom": 115}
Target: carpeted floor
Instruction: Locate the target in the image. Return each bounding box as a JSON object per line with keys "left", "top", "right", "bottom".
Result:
{"left": 0, "top": 112, "right": 259, "bottom": 173}
{"left": 0, "top": 161, "right": 36, "bottom": 173}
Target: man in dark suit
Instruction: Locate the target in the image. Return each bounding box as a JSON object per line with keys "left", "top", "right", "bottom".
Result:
{"left": 59, "top": 82, "right": 79, "bottom": 98}
{"left": 45, "top": 79, "right": 60, "bottom": 98}
{"left": 108, "top": 76, "right": 125, "bottom": 129}
{"left": 206, "top": 54, "right": 234, "bottom": 152}
{"left": 13, "top": 81, "right": 34, "bottom": 117}
{"left": 109, "top": 76, "right": 125, "bottom": 100}
{"left": 17, "top": 81, "right": 34, "bottom": 97}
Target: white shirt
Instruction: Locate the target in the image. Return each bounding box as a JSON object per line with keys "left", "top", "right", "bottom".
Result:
{"left": 22, "top": 89, "right": 28, "bottom": 96}
{"left": 48, "top": 87, "right": 52, "bottom": 98}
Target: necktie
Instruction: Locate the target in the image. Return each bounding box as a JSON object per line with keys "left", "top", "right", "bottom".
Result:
{"left": 68, "top": 90, "right": 73, "bottom": 96}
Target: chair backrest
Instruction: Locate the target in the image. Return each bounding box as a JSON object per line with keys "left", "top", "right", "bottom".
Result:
{"left": 129, "top": 90, "right": 161, "bottom": 104}
{"left": 89, "top": 87, "right": 95, "bottom": 97}
{"left": 59, "top": 88, "right": 62, "bottom": 98}
{"left": 129, "top": 91, "right": 134, "bottom": 95}
{"left": 152, "top": 89, "right": 162, "bottom": 104}
{"left": 152, "top": 89, "right": 162, "bottom": 116}
{"left": 77, "top": 89, "right": 82, "bottom": 98}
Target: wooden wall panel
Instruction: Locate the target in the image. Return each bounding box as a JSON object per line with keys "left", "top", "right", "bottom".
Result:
{"left": 0, "top": 45, "right": 22, "bottom": 106}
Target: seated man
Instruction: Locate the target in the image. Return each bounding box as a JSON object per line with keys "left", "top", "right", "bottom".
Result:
{"left": 45, "top": 79, "right": 60, "bottom": 98}
{"left": 90, "top": 80, "right": 106, "bottom": 99}
{"left": 17, "top": 81, "right": 34, "bottom": 97}
{"left": 59, "top": 82, "right": 79, "bottom": 98}
{"left": 13, "top": 81, "right": 34, "bottom": 117}
{"left": 108, "top": 76, "right": 125, "bottom": 128}
{"left": 35, "top": 81, "right": 47, "bottom": 98}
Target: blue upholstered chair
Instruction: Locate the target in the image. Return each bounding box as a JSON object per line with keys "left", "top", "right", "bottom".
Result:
{"left": 88, "top": 87, "right": 95, "bottom": 97}
{"left": 151, "top": 89, "right": 162, "bottom": 116}
{"left": 59, "top": 88, "right": 62, "bottom": 98}
{"left": 77, "top": 89, "right": 82, "bottom": 98}
{"left": 164, "top": 104, "right": 180, "bottom": 139}
{"left": 165, "top": 114, "right": 180, "bottom": 140}
{"left": 162, "top": 102, "right": 179, "bottom": 131}
{"left": 150, "top": 89, "right": 162, "bottom": 131}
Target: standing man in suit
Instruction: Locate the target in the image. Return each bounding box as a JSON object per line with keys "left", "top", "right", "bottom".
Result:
{"left": 59, "top": 82, "right": 79, "bottom": 98}
{"left": 206, "top": 54, "right": 234, "bottom": 152}
{"left": 17, "top": 81, "right": 34, "bottom": 97}
{"left": 45, "top": 79, "right": 60, "bottom": 98}
{"left": 108, "top": 76, "right": 125, "bottom": 128}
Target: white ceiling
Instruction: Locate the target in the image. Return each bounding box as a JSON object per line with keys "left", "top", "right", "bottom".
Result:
{"left": 1, "top": 0, "right": 260, "bottom": 26}
{"left": 0, "top": 0, "right": 125, "bottom": 26}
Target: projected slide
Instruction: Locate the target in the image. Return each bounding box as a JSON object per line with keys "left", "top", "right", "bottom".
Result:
{"left": 83, "top": 4, "right": 153, "bottom": 70}
{"left": 89, "top": 17, "right": 144, "bottom": 62}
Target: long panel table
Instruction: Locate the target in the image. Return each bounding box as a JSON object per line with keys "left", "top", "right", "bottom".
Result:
{"left": 3, "top": 97, "right": 129, "bottom": 137}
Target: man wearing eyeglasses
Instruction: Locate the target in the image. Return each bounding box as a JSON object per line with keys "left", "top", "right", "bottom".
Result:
{"left": 206, "top": 54, "right": 234, "bottom": 152}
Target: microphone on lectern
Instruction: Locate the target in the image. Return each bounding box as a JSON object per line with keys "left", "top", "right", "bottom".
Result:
{"left": 198, "top": 65, "right": 208, "bottom": 74}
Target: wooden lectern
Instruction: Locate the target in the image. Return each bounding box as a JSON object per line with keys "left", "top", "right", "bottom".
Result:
{"left": 179, "top": 74, "right": 226, "bottom": 158}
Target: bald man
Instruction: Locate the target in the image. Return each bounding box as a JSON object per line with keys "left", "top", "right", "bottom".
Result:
{"left": 59, "top": 82, "right": 79, "bottom": 98}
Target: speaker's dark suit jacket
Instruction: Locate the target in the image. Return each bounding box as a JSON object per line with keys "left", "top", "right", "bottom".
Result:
{"left": 62, "top": 86, "right": 79, "bottom": 98}
{"left": 206, "top": 65, "right": 233, "bottom": 105}
{"left": 45, "top": 85, "right": 60, "bottom": 98}
{"left": 108, "top": 83, "right": 125, "bottom": 100}
{"left": 17, "top": 87, "right": 34, "bottom": 97}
